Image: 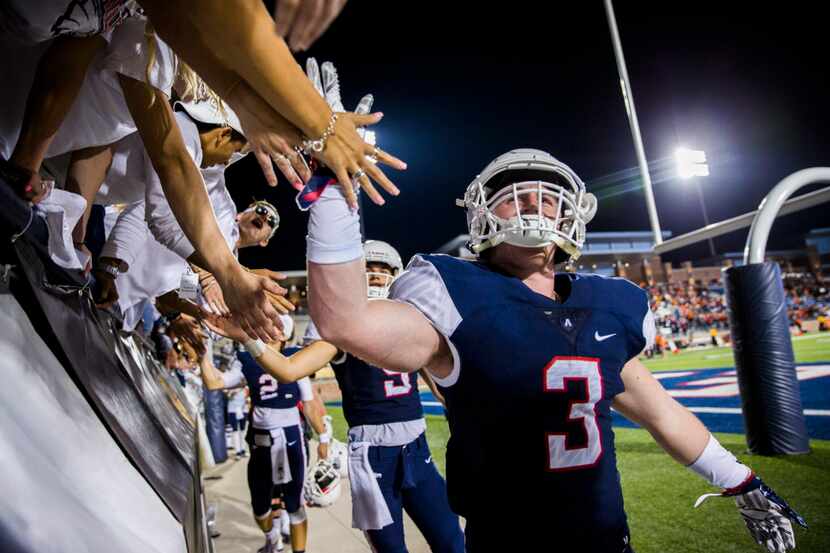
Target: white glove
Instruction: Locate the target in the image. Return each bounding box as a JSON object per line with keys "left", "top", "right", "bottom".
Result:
{"left": 695, "top": 476, "right": 807, "bottom": 553}
{"left": 305, "top": 57, "right": 374, "bottom": 138}
{"left": 306, "top": 58, "right": 345, "bottom": 112}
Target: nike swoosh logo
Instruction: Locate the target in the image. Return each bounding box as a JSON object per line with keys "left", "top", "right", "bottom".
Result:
{"left": 594, "top": 331, "right": 616, "bottom": 342}
{"left": 425, "top": 456, "right": 432, "bottom": 464}
{"left": 287, "top": 440, "right": 297, "bottom": 446}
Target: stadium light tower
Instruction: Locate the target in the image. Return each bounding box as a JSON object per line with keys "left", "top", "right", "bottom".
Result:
{"left": 675, "top": 147, "right": 716, "bottom": 257}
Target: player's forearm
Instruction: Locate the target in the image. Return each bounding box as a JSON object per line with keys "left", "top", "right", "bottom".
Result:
{"left": 254, "top": 342, "right": 335, "bottom": 383}
{"left": 615, "top": 357, "right": 709, "bottom": 463}
{"left": 305, "top": 181, "right": 369, "bottom": 346}
{"left": 303, "top": 400, "right": 327, "bottom": 436}
{"left": 420, "top": 369, "right": 446, "bottom": 407}
{"left": 156, "top": 291, "right": 203, "bottom": 320}
{"left": 640, "top": 399, "right": 711, "bottom": 465}
{"left": 616, "top": 359, "right": 751, "bottom": 487}
{"left": 308, "top": 259, "right": 371, "bottom": 345}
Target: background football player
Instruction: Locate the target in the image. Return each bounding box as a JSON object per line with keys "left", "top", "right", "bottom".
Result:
{"left": 209, "top": 240, "right": 463, "bottom": 553}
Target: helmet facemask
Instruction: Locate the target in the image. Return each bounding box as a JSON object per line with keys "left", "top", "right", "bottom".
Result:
{"left": 366, "top": 264, "right": 397, "bottom": 299}
{"left": 461, "top": 151, "right": 597, "bottom": 263}
{"left": 363, "top": 240, "right": 403, "bottom": 299}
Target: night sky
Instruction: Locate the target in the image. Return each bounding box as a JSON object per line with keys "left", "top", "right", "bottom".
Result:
{"left": 231, "top": 2, "right": 828, "bottom": 272}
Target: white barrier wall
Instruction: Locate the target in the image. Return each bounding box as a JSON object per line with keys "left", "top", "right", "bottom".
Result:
{"left": 0, "top": 293, "right": 186, "bottom": 553}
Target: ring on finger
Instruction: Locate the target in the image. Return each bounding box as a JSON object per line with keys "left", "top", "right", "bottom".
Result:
{"left": 352, "top": 169, "right": 366, "bottom": 181}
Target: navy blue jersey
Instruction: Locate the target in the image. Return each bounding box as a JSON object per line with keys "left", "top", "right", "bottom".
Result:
{"left": 390, "top": 254, "right": 654, "bottom": 542}
{"left": 236, "top": 350, "right": 302, "bottom": 409}
{"left": 332, "top": 354, "right": 423, "bottom": 427}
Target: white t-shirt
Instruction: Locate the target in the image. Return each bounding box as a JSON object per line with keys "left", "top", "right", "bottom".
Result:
{"left": 101, "top": 201, "right": 185, "bottom": 330}
{"left": 0, "top": 0, "right": 136, "bottom": 44}
{"left": 46, "top": 15, "right": 177, "bottom": 157}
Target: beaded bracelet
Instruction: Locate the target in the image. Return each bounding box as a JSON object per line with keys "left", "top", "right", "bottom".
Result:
{"left": 302, "top": 112, "right": 339, "bottom": 154}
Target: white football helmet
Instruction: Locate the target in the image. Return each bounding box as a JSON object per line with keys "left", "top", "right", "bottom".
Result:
{"left": 304, "top": 459, "right": 342, "bottom": 507}
{"left": 328, "top": 439, "right": 349, "bottom": 478}
{"left": 457, "top": 148, "right": 597, "bottom": 263}
{"left": 363, "top": 240, "right": 403, "bottom": 299}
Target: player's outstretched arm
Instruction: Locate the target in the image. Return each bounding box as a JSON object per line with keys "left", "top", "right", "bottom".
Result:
{"left": 261, "top": 341, "right": 340, "bottom": 383}
{"left": 614, "top": 357, "right": 807, "bottom": 553}
{"left": 301, "top": 391, "right": 331, "bottom": 460}
{"left": 205, "top": 317, "right": 339, "bottom": 383}
{"left": 305, "top": 184, "right": 453, "bottom": 378}
{"left": 613, "top": 357, "right": 709, "bottom": 463}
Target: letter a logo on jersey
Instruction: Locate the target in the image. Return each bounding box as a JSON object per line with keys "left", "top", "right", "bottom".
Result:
{"left": 561, "top": 318, "right": 573, "bottom": 331}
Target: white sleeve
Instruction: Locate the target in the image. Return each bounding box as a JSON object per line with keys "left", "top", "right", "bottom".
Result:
{"left": 221, "top": 363, "right": 245, "bottom": 388}
{"left": 297, "top": 377, "right": 314, "bottom": 402}
{"left": 388, "top": 255, "right": 463, "bottom": 387}
{"left": 306, "top": 184, "right": 363, "bottom": 264}
{"left": 100, "top": 16, "right": 177, "bottom": 96}
{"left": 302, "top": 320, "right": 322, "bottom": 345}
{"left": 203, "top": 168, "right": 239, "bottom": 252}
{"left": 143, "top": 114, "right": 206, "bottom": 260}
{"left": 642, "top": 309, "right": 657, "bottom": 350}
{"left": 100, "top": 201, "right": 150, "bottom": 271}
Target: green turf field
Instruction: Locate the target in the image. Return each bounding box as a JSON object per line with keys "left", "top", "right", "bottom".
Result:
{"left": 640, "top": 332, "right": 830, "bottom": 372}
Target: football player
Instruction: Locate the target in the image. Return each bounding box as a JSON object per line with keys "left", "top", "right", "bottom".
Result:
{"left": 298, "top": 148, "right": 806, "bottom": 553}
{"left": 208, "top": 240, "right": 464, "bottom": 553}
{"left": 199, "top": 315, "right": 330, "bottom": 553}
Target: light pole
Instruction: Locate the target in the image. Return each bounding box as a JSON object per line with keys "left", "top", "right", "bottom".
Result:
{"left": 603, "top": 0, "right": 663, "bottom": 246}
{"left": 675, "top": 147, "right": 715, "bottom": 257}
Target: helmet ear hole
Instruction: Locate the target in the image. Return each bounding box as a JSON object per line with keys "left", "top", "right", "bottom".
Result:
{"left": 581, "top": 193, "right": 598, "bottom": 224}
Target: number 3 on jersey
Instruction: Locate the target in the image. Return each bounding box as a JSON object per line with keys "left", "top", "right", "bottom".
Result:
{"left": 543, "top": 356, "right": 603, "bottom": 471}
{"left": 382, "top": 369, "right": 412, "bottom": 397}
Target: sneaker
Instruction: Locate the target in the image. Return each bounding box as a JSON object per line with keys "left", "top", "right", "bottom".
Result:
{"left": 256, "top": 535, "right": 283, "bottom": 553}
{"left": 236, "top": 449, "right": 248, "bottom": 458}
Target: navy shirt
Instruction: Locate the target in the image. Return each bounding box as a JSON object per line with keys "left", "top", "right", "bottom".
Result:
{"left": 303, "top": 322, "right": 424, "bottom": 428}
{"left": 332, "top": 353, "right": 423, "bottom": 428}
{"left": 390, "top": 254, "right": 655, "bottom": 542}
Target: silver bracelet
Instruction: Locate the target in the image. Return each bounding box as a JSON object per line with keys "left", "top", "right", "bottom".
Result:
{"left": 302, "top": 112, "right": 338, "bottom": 154}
